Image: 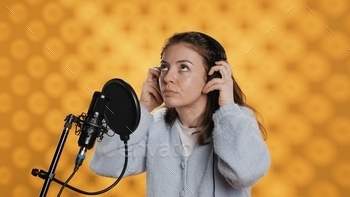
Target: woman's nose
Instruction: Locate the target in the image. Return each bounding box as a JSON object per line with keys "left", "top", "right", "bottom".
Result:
{"left": 163, "top": 68, "right": 176, "bottom": 83}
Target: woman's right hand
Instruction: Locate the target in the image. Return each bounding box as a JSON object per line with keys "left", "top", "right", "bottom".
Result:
{"left": 140, "top": 67, "right": 163, "bottom": 112}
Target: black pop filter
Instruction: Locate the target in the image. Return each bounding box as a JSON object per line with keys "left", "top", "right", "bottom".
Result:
{"left": 102, "top": 78, "right": 140, "bottom": 140}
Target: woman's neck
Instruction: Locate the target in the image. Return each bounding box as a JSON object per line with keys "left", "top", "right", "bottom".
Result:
{"left": 175, "top": 99, "right": 206, "bottom": 128}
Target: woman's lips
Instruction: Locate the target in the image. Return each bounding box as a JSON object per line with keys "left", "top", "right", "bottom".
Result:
{"left": 162, "top": 89, "right": 177, "bottom": 96}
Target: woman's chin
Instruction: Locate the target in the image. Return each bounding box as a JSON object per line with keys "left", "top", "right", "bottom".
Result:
{"left": 163, "top": 100, "right": 179, "bottom": 108}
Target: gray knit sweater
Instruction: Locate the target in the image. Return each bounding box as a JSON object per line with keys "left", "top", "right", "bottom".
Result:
{"left": 89, "top": 103, "right": 270, "bottom": 197}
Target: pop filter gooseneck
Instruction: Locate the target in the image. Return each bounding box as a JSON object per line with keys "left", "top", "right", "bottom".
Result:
{"left": 102, "top": 78, "right": 141, "bottom": 141}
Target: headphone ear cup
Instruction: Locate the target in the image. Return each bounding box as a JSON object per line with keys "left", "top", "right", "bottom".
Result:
{"left": 207, "top": 71, "right": 222, "bottom": 81}
{"left": 207, "top": 71, "right": 220, "bottom": 111}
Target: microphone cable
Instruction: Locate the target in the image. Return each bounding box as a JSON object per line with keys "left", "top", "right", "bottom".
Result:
{"left": 55, "top": 139, "right": 129, "bottom": 196}
{"left": 56, "top": 167, "right": 78, "bottom": 197}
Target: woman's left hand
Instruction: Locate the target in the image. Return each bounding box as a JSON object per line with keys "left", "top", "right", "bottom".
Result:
{"left": 202, "top": 61, "right": 234, "bottom": 106}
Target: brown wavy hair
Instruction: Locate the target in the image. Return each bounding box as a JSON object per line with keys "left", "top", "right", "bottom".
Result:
{"left": 160, "top": 32, "right": 267, "bottom": 145}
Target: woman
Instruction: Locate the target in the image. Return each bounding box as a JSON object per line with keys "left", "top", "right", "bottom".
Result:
{"left": 90, "top": 31, "right": 270, "bottom": 197}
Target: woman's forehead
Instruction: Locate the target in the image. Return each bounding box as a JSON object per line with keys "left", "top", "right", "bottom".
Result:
{"left": 162, "top": 43, "right": 200, "bottom": 58}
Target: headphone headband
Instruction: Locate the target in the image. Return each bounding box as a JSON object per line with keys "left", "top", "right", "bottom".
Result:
{"left": 197, "top": 32, "right": 227, "bottom": 61}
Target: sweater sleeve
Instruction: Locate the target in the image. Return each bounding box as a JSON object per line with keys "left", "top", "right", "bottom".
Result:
{"left": 212, "top": 103, "right": 271, "bottom": 188}
{"left": 89, "top": 106, "right": 154, "bottom": 178}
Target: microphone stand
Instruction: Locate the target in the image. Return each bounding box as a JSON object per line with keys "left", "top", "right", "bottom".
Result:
{"left": 32, "top": 114, "right": 78, "bottom": 197}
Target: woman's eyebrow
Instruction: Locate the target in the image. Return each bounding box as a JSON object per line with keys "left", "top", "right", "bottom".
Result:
{"left": 176, "top": 60, "right": 193, "bottom": 65}
{"left": 160, "top": 59, "right": 194, "bottom": 65}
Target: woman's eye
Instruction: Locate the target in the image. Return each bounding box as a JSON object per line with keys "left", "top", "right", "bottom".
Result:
{"left": 180, "top": 65, "right": 189, "bottom": 71}
{"left": 160, "top": 64, "right": 168, "bottom": 71}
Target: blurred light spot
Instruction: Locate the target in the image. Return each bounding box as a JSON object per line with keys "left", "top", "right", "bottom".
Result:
{"left": 11, "top": 74, "right": 32, "bottom": 96}
{"left": 0, "top": 93, "right": 13, "bottom": 113}
{"left": 257, "top": 173, "right": 296, "bottom": 197}
{"left": 296, "top": 13, "right": 326, "bottom": 40}
{"left": 149, "top": 1, "right": 178, "bottom": 19}
{"left": 0, "top": 166, "right": 12, "bottom": 185}
{"left": 304, "top": 136, "right": 338, "bottom": 166}
{"left": 74, "top": 1, "right": 102, "bottom": 24}
{"left": 258, "top": 56, "right": 288, "bottom": 82}
{"left": 94, "top": 57, "right": 121, "bottom": 78}
{"left": 11, "top": 147, "right": 32, "bottom": 169}
{"left": 42, "top": 2, "right": 64, "bottom": 24}
{"left": 0, "top": 57, "right": 12, "bottom": 77}
{"left": 323, "top": 73, "right": 350, "bottom": 103}
{"left": 279, "top": 33, "right": 307, "bottom": 61}
{"left": 283, "top": 156, "right": 315, "bottom": 187}
{"left": 59, "top": 54, "right": 84, "bottom": 80}
{"left": 26, "top": 55, "right": 48, "bottom": 79}
{"left": 43, "top": 73, "right": 67, "bottom": 98}
{"left": 232, "top": 1, "right": 258, "bottom": 17}
{"left": 58, "top": 0, "right": 76, "bottom": 8}
{"left": 300, "top": 93, "right": 334, "bottom": 124}
{"left": 296, "top": 51, "right": 331, "bottom": 82}
{"left": 277, "top": 72, "right": 309, "bottom": 104}
{"left": 10, "top": 39, "right": 29, "bottom": 60}
{"left": 92, "top": 16, "right": 119, "bottom": 40}
{"left": 320, "top": 32, "right": 349, "bottom": 60}
{"left": 0, "top": 129, "right": 13, "bottom": 149}
{"left": 319, "top": 0, "right": 349, "bottom": 18}
{"left": 60, "top": 90, "right": 87, "bottom": 114}
{"left": 26, "top": 0, "right": 44, "bottom": 6}
{"left": 27, "top": 91, "right": 49, "bottom": 115}
{"left": 332, "top": 161, "right": 350, "bottom": 188}
{"left": 12, "top": 184, "right": 31, "bottom": 197}
{"left": 26, "top": 20, "right": 47, "bottom": 42}
{"left": 44, "top": 109, "right": 65, "bottom": 134}
{"left": 28, "top": 128, "right": 49, "bottom": 152}
{"left": 76, "top": 36, "right": 101, "bottom": 63}
{"left": 8, "top": 3, "right": 27, "bottom": 23}
{"left": 257, "top": 93, "right": 289, "bottom": 125}
{"left": 76, "top": 71, "right": 104, "bottom": 99}
{"left": 326, "top": 116, "right": 350, "bottom": 145}
{"left": 279, "top": 113, "right": 313, "bottom": 145}
{"left": 59, "top": 19, "right": 83, "bottom": 44}
{"left": 0, "top": 22, "right": 11, "bottom": 41}
{"left": 308, "top": 180, "right": 341, "bottom": 197}
{"left": 11, "top": 110, "right": 32, "bottom": 133}
{"left": 266, "top": 134, "right": 292, "bottom": 166}
{"left": 43, "top": 37, "right": 66, "bottom": 61}
{"left": 345, "top": 13, "right": 350, "bottom": 34}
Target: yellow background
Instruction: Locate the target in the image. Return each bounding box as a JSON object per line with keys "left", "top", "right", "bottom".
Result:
{"left": 1, "top": 0, "right": 350, "bottom": 196}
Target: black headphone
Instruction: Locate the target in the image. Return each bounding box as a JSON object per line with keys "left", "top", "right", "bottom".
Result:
{"left": 196, "top": 32, "right": 228, "bottom": 197}
{"left": 196, "top": 32, "right": 228, "bottom": 113}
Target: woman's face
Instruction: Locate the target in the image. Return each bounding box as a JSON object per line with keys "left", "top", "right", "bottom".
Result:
{"left": 159, "top": 43, "right": 208, "bottom": 110}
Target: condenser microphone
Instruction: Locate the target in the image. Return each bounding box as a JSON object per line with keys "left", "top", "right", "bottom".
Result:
{"left": 75, "top": 92, "right": 110, "bottom": 169}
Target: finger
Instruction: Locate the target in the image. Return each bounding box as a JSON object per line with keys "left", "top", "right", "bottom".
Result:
{"left": 145, "top": 81, "right": 161, "bottom": 94}
{"left": 149, "top": 86, "right": 163, "bottom": 103}
{"left": 208, "top": 66, "right": 228, "bottom": 80}
{"left": 209, "top": 67, "right": 233, "bottom": 80}
{"left": 203, "top": 84, "right": 216, "bottom": 94}
{"left": 141, "top": 85, "right": 162, "bottom": 104}
{"left": 215, "top": 61, "right": 234, "bottom": 77}
{"left": 203, "top": 80, "right": 222, "bottom": 94}
{"left": 147, "top": 67, "right": 161, "bottom": 82}
{"left": 215, "top": 60, "right": 233, "bottom": 69}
